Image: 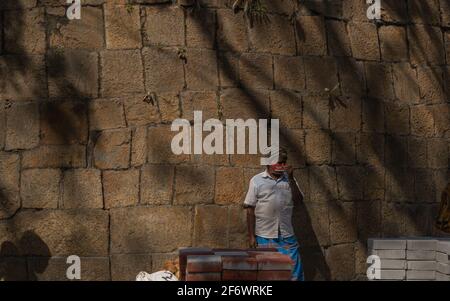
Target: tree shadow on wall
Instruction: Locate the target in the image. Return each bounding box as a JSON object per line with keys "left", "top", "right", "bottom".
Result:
{"left": 0, "top": 230, "right": 51, "bottom": 281}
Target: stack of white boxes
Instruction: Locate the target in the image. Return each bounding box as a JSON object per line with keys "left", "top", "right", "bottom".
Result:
{"left": 436, "top": 240, "right": 450, "bottom": 281}
{"left": 368, "top": 238, "right": 450, "bottom": 281}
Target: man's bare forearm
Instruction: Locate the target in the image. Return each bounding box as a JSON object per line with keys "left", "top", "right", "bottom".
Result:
{"left": 246, "top": 207, "right": 256, "bottom": 238}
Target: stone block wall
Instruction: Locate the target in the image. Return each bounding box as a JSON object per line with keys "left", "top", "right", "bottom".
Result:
{"left": 0, "top": 0, "right": 450, "bottom": 280}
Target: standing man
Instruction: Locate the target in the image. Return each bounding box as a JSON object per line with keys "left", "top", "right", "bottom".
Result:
{"left": 243, "top": 149, "right": 305, "bottom": 281}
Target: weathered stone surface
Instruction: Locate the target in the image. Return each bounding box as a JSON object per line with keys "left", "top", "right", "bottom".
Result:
{"left": 385, "top": 102, "right": 410, "bottom": 135}
{"left": 417, "top": 66, "right": 446, "bottom": 104}
{"left": 89, "top": 99, "right": 126, "bottom": 130}
{"left": 131, "top": 127, "right": 147, "bottom": 166}
{"left": 140, "top": 164, "right": 174, "bottom": 205}
{"left": 392, "top": 63, "right": 420, "bottom": 104}
{"left": 357, "top": 200, "right": 381, "bottom": 240}
{"left": 0, "top": 152, "right": 20, "bottom": 219}
{"left": 248, "top": 14, "right": 295, "bottom": 55}
{"left": 362, "top": 167, "right": 385, "bottom": 201}
{"left": 337, "top": 166, "right": 364, "bottom": 201}
{"left": 101, "top": 50, "right": 145, "bottom": 97}
{"left": 220, "top": 88, "right": 270, "bottom": 120}
{"left": 215, "top": 167, "right": 245, "bottom": 205}
{"left": 411, "top": 105, "right": 435, "bottom": 137}
{"left": 296, "top": 16, "right": 327, "bottom": 56}
{"left": 348, "top": 22, "right": 380, "bottom": 61}
{"left": 142, "top": 47, "right": 185, "bottom": 93}
{"left": 239, "top": 53, "right": 273, "bottom": 90}
{"left": 380, "top": 0, "right": 408, "bottom": 23}
{"left": 104, "top": 169, "right": 139, "bottom": 208}
{"left": 337, "top": 57, "right": 365, "bottom": 97}
{"left": 158, "top": 92, "right": 180, "bottom": 122}
{"left": 28, "top": 257, "right": 110, "bottom": 281}
{"left": 409, "top": 0, "right": 441, "bottom": 25}
{"left": 47, "top": 50, "right": 98, "bottom": 99}
{"left": 427, "top": 139, "right": 447, "bottom": 169}
{"left": 330, "top": 97, "right": 361, "bottom": 132}
{"left": 0, "top": 0, "right": 37, "bottom": 10}
{"left": 111, "top": 206, "right": 192, "bottom": 253}
{"left": 365, "top": 62, "right": 395, "bottom": 100}
{"left": 0, "top": 55, "right": 47, "bottom": 101}
{"left": 41, "top": 101, "right": 88, "bottom": 145}
{"left": 111, "top": 254, "right": 152, "bottom": 281}
{"left": 274, "top": 56, "right": 305, "bottom": 91}
{"left": 143, "top": 6, "right": 184, "bottom": 46}
{"left": 186, "top": 49, "right": 218, "bottom": 90}
{"left": 62, "top": 169, "right": 103, "bottom": 208}
{"left": 193, "top": 205, "right": 228, "bottom": 248}
{"left": 303, "top": 95, "right": 329, "bottom": 129}
{"left": 304, "top": 57, "right": 338, "bottom": 92}
{"left": 4, "top": 8, "right": 45, "bottom": 55}
{"left": 217, "top": 10, "right": 248, "bottom": 52}
{"left": 305, "top": 130, "right": 331, "bottom": 165}
{"left": 309, "top": 165, "right": 338, "bottom": 203}
{"left": 94, "top": 129, "right": 131, "bottom": 169}
{"left": 228, "top": 206, "right": 247, "bottom": 249}
{"left": 21, "top": 169, "right": 61, "bottom": 209}
{"left": 271, "top": 91, "right": 302, "bottom": 129}
{"left": 181, "top": 91, "right": 218, "bottom": 121}
{"left": 175, "top": 165, "right": 215, "bottom": 205}
{"left": 48, "top": 7, "right": 104, "bottom": 50}
{"left": 218, "top": 52, "right": 239, "bottom": 87}
{"left": 332, "top": 132, "right": 356, "bottom": 165}
{"left": 123, "top": 95, "right": 160, "bottom": 126}
{"left": 186, "top": 9, "right": 216, "bottom": 48}
{"left": 147, "top": 126, "right": 190, "bottom": 164}
{"left": 105, "top": 4, "right": 142, "bottom": 49}
{"left": 326, "top": 243, "right": 355, "bottom": 281}
{"left": 329, "top": 201, "right": 357, "bottom": 244}
{"left": 0, "top": 209, "right": 109, "bottom": 256}
{"left": 326, "top": 19, "right": 351, "bottom": 57}
{"left": 408, "top": 25, "right": 445, "bottom": 65}
{"left": 22, "top": 145, "right": 86, "bottom": 168}
{"left": 5, "top": 102, "right": 39, "bottom": 150}
{"left": 379, "top": 26, "right": 408, "bottom": 62}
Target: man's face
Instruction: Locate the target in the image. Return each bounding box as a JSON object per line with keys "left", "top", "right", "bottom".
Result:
{"left": 268, "top": 152, "right": 288, "bottom": 176}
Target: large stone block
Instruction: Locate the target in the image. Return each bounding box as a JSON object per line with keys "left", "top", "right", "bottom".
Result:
{"left": 111, "top": 206, "right": 192, "bottom": 253}
{"left": 62, "top": 169, "right": 103, "bottom": 208}
{"left": 380, "top": 0, "right": 408, "bottom": 23}
{"left": 303, "top": 95, "right": 329, "bottom": 130}
{"left": 408, "top": 25, "right": 445, "bottom": 65}
{"left": 22, "top": 145, "right": 86, "bottom": 168}
{"left": 392, "top": 63, "right": 420, "bottom": 104}
{"left": 348, "top": 22, "right": 380, "bottom": 61}
{"left": 89, "top": 98, "right": 126, "bottom": 131}
{"left": 47, "top": 49, "right": 98, "bottom": 99}
{"left": 123, "top": 95, "right": 160, "bottom": 127}
{"left": 408, "top": 0, "right": 441, "bottom": 25}
{"left": 365, "top": 62, "right": 395, "bottom": 101}
{"left": 105, "top": 4, "right": 142, "bottom": 49}
{"left": 140, "top": 164, "right": 174, "bottom": 205}
{"left": 131, "top": 127, "right": 147, "bottom": 166}
{"left": 427, "top": 139, "right": 448, "bottom": 169}
{"left": 356, "top": 133, "right": 384, "bottom": 166}
{"left": 408, "top": 137, "right": 427, "bottom": 168}
{"left": 181, "top": 91, "right": 218, "bottom": 121}
{"left": 432, "top": 104, "right": 450, "bottom": 137}
{"left": 271, "top": 91, "right": 302, "bottom": 129}
{"left": 326, "top": 243, "right": 355, "bottom": 281}
{"left": 304, "top": 57, "right": 338, "bottom": 93}
{"left": 337, "top": 57, "right": 365, "bottom": 97}
{"left": 186, "top": 49, "right": 218, "bottom": 90}
{"left": 309, "top": 165, "right": 338, "bottom": 203}
{"left": 218, "top": 52, "right": 239, "bottom": 88}
{"left": 280, "top": 128, "right": 306, "bottom": 168}
{"left": 100, "top": 50, "right": 145, "bottom": 97}
{"left": 385, "top": 102, "right": 410, "bottom": 135}
{"left": 248, "top": 14, "right": 295, "bottom": 55}
{"left": 143, "top": 6, "right": 184, "bottom": 46}
{"left": 175, "top": 165, "right": 215, "bottom": 205}
{"left": 0, "top": 152, "right": 20, "bottom": 219}
{"left": 357, "top": 201, "right": 381, "bottom": 240}
{"left": 159, "top": 92, "right": 180, "bottom": 122}
{"left": 4, "top": 8, "right": 45, "bottom": 54}
{"left": 110, "top": 254, "right": 152, "bottom": 281}
{"left": 228, "top": 206, "right": 247, "bottom": 249}
{"left": 296, "top": 16, "right": 327, "bottom": 56}
{"left": 186, "top": 9, "right": 216, "bottom": 48}
{"left": 410, "top": 105, "right": 435, "bottom": 137}
{"left": 0, "top": 209, "right": 109, "bottom": 256}
{"left": 142, "top": 47, "right": 185, "bottom": 93}
{"left": 305, "top": 130, "right": 331, "bottom": 165}
{"left": 0, "top": 55, "right": 47, "bottom": 101}
{"left": 330, "top": 97, "right": 361, "bottom": 132}
{"left": 147, "top": 126, "right": 190, "bottom": 164}
{"left": 0, "top": 0, "right": 37, "bottom": 10}
{"left": 104, "top": 169, "right": 139, "bottom": 208}
{"left": 20, "top": 169, "right": 61, "bottom": 209}
{"left": 329, "top": 201, "right": 357, "bottom": 244}
{"left": 274, "top": 56, "right": 305, "bottom": 91}
{"left": 48, "top": 7, "right": 104, "bottom": 50}
{"left": 40, "top": 101, "right": 88, "bottom": 145}
{"left": 331, "top": 132, "right": 356, "bottom": 165}
{"left": 5, "top": 102, "right": 39, "bottom": 150}
{"left": 326, "top": 19, "right": 351, "bottom": 57}
{"left": 215, "top": 167, "right": 245, "bottom": 205}
{"left": 94, "top": 128, "right": 131, "bottom": 169}
{"left": 295, "top": 202, "right": 330, "bottom": 246}
{"left": 239, "top": 53, "right": 272, "bottom": 90}
{"left": 193, "top": 205, "right": 228, "bottom": 248}
{"left": 216, "top": 10, "right": 248, "bottom": 52}
{"left": 27, "top": 257, "right": 110, "bottom": 281}
{"left": 379, "top": 26, "right": 408, "bottom": 62}
{"left": 220, "top": 88, "right": 270, "bottom": 120}
{"left": 417, "top": 66, "right": 446, "bottom": 104}
{"left": 336, "top": 166, "right": 364, "bottom": 201}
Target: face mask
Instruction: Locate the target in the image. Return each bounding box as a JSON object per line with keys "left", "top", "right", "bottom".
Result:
{"left": 271, "top": 163, "right": 287, "bottom": 173}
